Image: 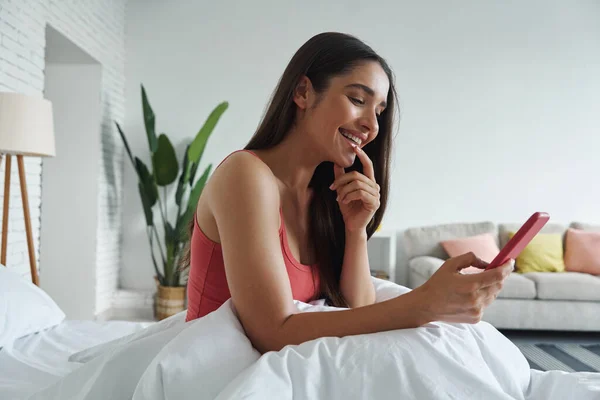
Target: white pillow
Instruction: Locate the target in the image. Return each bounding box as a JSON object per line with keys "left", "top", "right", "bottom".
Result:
{"left": 0, "top": 265, "right": 66, "bottom": 348}
{"left": 68, "top": 310, "right": 187, "bottom": 363}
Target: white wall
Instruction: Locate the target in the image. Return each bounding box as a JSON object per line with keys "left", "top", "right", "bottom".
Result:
{"left": 0, "top": 1, "right": 127, "bottom": 316}
{"left": 41, "top": 63, "right": 102, "bottom": 320}
{"left": 123, "top": 0, "right": 600, "bottom": 289}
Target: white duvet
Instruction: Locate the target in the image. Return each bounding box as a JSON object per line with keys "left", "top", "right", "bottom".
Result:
{"left": 29, "top": 279, "right": 600, "bottom": 400}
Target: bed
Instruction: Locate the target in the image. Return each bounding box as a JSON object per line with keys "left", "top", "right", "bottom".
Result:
{"left": 0, "top": 318, "right": 150, "bottom": 399}
{"left": 2, "top": 264, "right": 600, "bottom": 399}
{"left": 0, "top": 264, "right": 151, "bottom": 399}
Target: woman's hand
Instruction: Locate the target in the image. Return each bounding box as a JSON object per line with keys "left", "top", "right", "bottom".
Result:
{"left": 330, "top": 145, "right": 380, "bottom": 233}
{"left": 414, "top": 252, "right": 514, "bottom": 324}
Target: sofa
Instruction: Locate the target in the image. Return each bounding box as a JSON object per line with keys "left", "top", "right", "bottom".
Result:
{"left": 403, "top": 220, "right": 600, "bottom": 331}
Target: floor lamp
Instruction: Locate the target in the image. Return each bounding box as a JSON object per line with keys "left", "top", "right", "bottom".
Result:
{"left": 0, "top": 92, "right": 55, "bottom": 286}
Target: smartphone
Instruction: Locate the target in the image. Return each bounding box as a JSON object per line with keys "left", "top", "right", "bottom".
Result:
{"left": 485, "top": 212, "right": 550, "bottom": 271}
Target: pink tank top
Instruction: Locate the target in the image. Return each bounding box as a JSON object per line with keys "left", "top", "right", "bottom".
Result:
{"left": 185, "top": 150, "right": 320, "bottom": 322}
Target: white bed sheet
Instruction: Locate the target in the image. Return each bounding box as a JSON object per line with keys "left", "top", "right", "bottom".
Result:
{"left": 0, "top": 319, "right": 151, "bottom": 400}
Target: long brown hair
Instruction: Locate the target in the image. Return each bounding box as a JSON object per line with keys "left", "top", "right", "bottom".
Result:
{"left": 181, "top": 32, "right": 398, "bottom": 307}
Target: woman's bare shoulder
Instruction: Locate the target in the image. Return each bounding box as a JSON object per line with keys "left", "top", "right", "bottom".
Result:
{"left": 207, "top": 151, "right": 278, "bottom": 198}
{"left": 197, "top": 151, "right": 280, "bottom": 233}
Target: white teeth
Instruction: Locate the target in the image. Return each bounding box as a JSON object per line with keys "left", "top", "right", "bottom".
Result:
{"left": 340, "top": 129, "right": 362, "bottom": 145}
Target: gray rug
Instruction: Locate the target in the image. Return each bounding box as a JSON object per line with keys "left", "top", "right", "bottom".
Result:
{"left": 515, "top": 343, "right": 600, "bottom": 372}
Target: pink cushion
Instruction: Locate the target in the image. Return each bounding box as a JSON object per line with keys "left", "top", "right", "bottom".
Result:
{"left": 441, "top": 233, "right": 500, "bottom": 274}
{"left": 564, "top": 228, "right": 600, "bottom": 275}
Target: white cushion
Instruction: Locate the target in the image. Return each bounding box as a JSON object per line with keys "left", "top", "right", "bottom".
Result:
{"left": 372, "top": 276, "right": 412, "bottom": 301}
{"left": 0, "top": 266, "right": 65, "bottom": 348}
{"left": 523, "top": 272, "right": 600, "bottom": 301}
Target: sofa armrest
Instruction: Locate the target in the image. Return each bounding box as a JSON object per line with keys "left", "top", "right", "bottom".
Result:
{"left": 408, "top": 256, "right": 446, "bottom": 281}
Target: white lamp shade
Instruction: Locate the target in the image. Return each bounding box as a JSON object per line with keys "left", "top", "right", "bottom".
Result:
{"left": 0, "top": 92, "right": 55, "bottom": 157}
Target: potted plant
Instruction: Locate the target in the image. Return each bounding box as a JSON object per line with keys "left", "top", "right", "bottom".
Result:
{"left": 117, "top": 84, "right": 228, "bottom": 320}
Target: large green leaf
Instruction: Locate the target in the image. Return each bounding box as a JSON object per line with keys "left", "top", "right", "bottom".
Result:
{"left": 116, "top": 122, "right": 135, "bottom": 168}
{"left": 188, "top": 162, "right": 199, "bottom": 186}
{"left": 164, "top": 222, "right": 179, "bottom": 286}
{"left": 147, "top": 230, "right": 164, "bottom": 284}
{"left": 141, "top": 85, "right": 158, "bottom": 153}
{"left": 135, "top": 157, "right": 158, "bottom": 206}
{"left": 164, "top": 222, "right": 178, "bottom": 248}
{"left": 175, "top": 145, "right": 190, "bottom": 207}
{"left": 187, "top": 102, "right": 228, "bottom": 164}
{"left": 138, "top": 182, "right": 154, "bottom": 226}
{"left": 177, "top": 164, "right": 212, "bottom": 237}
{"left": 152, "top": 134, "right": 179, "bottom": 186}
{"left": 165, "top": 222, "right": 177, "bottom": 285}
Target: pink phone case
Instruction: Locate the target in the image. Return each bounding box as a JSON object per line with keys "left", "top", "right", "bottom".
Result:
{"left": 485, "top": 212, "right": 550, "bottom": 270}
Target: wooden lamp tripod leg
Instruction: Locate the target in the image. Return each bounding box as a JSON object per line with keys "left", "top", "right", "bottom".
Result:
{"left": 16, "top": 155, "right": 39, "bottom": 286}
{"left": 1, "top": 154, "right": 10, "bottom": 267}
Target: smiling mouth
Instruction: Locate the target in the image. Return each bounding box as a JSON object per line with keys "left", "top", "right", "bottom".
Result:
{"left": 339, "top": 128, "right": 362, "bottom": 146}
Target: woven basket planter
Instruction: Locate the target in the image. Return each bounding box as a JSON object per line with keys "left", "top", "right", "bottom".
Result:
{"left": 154, "top": 277, "right": 186, "bottom": 320}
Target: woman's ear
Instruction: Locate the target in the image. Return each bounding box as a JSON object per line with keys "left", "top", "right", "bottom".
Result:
{"left": 293, "top": 76, "right": 314, "bottom": 110}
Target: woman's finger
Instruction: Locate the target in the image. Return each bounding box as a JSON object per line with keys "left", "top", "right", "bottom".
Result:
{"left": 340, "top": 189, "right": 379, "bottom": 208}
{"left": 479, "top": 281, "right": 503, "bottom": 296}
{"left": 336, "top": 180, "right": 379, "bottom": 201}
{"left": 353, "top": 145, "right": 375, "bottom": 181}
{"left": 445, "top": 252, "right": 489, "bottom": 273}
{"left": 330, "top": 171, "right": 378, "bottom": 191}
{"left": 464, "top": 264, "right": 511, "bottom": 290}
{"left": 333, "top": 164, "right": 345, "bottom": 181}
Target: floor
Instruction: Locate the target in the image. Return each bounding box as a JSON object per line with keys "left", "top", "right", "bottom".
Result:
{"left": 501, "top": 329, "right": 600, "bottom": 345}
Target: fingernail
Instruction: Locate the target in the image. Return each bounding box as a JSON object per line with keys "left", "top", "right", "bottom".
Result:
{"left": 351, "top": 143, "right": 357, "bottom": 148}
{"left": 329, "top": 184, "right": 335, "bottom": 190}
{"left": 336, "top": 195, "right": 339, "bottom": 201}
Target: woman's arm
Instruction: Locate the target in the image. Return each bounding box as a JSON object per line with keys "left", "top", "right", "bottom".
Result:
{"left": 206, "top": 152, "right": 512, "bottom": 354}
{"left": 339, "top": 230, "right": 376, "bottom": 308}
{"left": 332, "top": 146, "right": 381, "bottom": 308}
{"left": 207, "top": 152, "right": 421, "bottom": 353}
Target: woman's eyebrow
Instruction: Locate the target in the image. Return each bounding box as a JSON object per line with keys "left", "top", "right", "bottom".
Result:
{"left": 345, "top": 83, "right": 387, "bottom": 108}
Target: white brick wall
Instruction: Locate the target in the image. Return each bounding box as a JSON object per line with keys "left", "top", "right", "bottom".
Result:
{"left": 0, "top": 0, "right": 127, "bottom": 316}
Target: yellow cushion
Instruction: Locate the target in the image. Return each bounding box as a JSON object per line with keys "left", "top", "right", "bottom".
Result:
{"left": 508, "top": 232, "right": 566, "bottom": 273}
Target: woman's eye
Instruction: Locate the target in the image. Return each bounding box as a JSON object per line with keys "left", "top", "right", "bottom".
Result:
{"left": 349, "top": 97, "right": 364, "bottom": 105}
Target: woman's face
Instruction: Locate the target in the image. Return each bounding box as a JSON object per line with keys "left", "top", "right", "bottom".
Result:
{"left": 295, "top": 61, "right": 390, "bottom": 168}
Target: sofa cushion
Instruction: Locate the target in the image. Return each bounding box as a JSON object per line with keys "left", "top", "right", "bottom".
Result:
{"left": 498, "top": 222, "right": 566, "bottom": 248}
{"left": 508, "top": 232, "right": 566, "bottom": 273}
{"left": 404, "top": 221, "right": 498, "bottom": 261}
{"left": 441, "top": 233, "right": 500, "bottom": 274}
{"left": 523, "top": 272, "right": 600, "bottom": 301}
{"left": 497, "top": 273, "right": 537, "bottom": 300}
{"left": 440, "top": 233, "right": 500, "bottom": 263}
{"left": 564, "top": 228, "right": 600, "bottom": 275}
{"left": 408, "top": 256, "right": 536, "bottom": 299}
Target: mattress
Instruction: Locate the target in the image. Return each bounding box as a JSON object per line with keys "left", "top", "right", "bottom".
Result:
{"left": 0, "top": 319, "right": 151, "bottom": 400}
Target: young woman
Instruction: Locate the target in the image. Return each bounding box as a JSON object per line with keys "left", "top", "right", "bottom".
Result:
{"left": 182, "top": 32, "right": 513, "bottom": 354}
